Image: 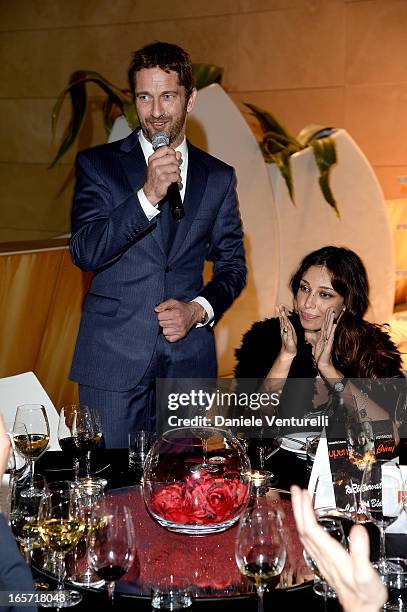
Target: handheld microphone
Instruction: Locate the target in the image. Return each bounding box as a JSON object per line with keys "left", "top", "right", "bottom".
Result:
{"left": 151, "top": 132, "right": 185, "bottom": 221}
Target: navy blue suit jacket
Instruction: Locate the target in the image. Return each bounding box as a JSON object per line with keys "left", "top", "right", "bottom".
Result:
{"left": 69, "top": 130, "right": 246, "bottom": 391}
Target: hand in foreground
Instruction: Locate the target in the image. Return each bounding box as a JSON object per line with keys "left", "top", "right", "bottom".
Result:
{"left": 0, "top": 416, "right": 11, "bottom": 481}
{"left": 276, "top": 304, "right": 297, "bottom": 358}
{"left": 143, "top": 147, "right": 182, "bottom": 205}
{"left": 291, "top": 485, "right": 387, "bottom": 612}
{"left": 155, "top": 299, "right": 204, "bottom": 342}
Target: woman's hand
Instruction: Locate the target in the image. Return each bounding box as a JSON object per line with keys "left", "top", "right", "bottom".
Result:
{"left": 276, "top": 304, "right": 297, "bottom": 358}
{"left": 291, "top": 485, "right": 387, "bottom": 612}
{"left": 313, "top": 306, "right": 344, "bottom": 377}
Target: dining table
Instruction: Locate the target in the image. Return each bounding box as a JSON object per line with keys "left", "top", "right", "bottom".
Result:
{"left": 32, "top": 440, "right": 401, "bottom": 612}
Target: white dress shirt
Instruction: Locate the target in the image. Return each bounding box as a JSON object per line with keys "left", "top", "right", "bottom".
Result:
{"left": 136, "top": 130, "right": 214, "bottom": 326}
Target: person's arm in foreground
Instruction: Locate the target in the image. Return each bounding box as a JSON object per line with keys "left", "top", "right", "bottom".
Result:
{"left": 0, "top": 416, "right": 38, "bottom": 612}
{"left": 291, "top": 485, "right": 387, "bottom": 612}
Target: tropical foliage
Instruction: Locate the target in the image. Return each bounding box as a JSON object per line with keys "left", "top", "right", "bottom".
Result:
{"left": 245, "top": 104, "right": 338, "bottom": 216}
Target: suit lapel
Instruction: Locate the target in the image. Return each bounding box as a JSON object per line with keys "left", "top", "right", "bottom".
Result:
{"left": 118, "top": 131, "right": 165, "bottom": 256}
{"left": 168, "top": 143, "right": 208, "bottom": 261}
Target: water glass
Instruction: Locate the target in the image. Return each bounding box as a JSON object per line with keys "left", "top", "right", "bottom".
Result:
{"left": 151, "top": 576, "right": 192, "bottom": 610}
{"left": 128, "top": 431, "right": 155, "bottom": 471}
{"left": 382, "top": 558, "right": 407, "bottom": 610}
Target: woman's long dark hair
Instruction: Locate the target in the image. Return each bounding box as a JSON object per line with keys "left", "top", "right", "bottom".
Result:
{"left": 289, "top": 246, "right": 401, "bottom": 377}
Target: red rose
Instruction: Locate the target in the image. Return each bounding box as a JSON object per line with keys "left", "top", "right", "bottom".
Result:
{"left": 206, "top": 481, "right": 234, "bottom": 519}
{"left": 149, "top": 469, "right": 249, "bottom": 525}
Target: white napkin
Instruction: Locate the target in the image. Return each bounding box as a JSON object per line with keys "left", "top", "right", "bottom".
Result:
{"left": 307, "top": 429, "right": 335, "bottom": 508}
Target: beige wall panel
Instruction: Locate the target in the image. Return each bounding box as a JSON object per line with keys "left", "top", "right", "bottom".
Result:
{"left": 35, "top": 250, "right": 87, "bottom": 409}
{"left": 231, "top": 86, "right": 345, "bottom": 138}
{"left": 0, "top": 98, "right": 107, "bottom": 165}
{"left": 0, "top": 16, "right": 237, "bottom": 99}
{"left": 0, "top": 0, "right": 239, "bottom": 31}
{"left": 345, "top": 84, "right": 407, "bottom": 167}
{"left": 0, "top": 163, "right": 73, "bottom": 234}
{"left": 233, "top": 2, "right": 346, "bottom": 91}
{"left": 346, "top": 0, "right": 407, "bottom": 85}
{"left": 0, "top": 228, "right": 60, "bottom": 242}
{"left": 0, "top": 250, "right": 62, "bottom": 375}
{"left": 239, "top": 0, "right": 322, "bottom": 10}
{"left": 374, "top": 166, "right": 407, "bottom": 200}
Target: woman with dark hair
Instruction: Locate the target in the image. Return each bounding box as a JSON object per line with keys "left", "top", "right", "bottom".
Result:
{"left": 235, "top": 246, "right": 403, "bottom": 421}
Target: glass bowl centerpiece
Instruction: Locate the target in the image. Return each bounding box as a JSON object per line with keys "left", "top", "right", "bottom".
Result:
{"left": 142, "top": 427, "right": 251, "bottom": 535}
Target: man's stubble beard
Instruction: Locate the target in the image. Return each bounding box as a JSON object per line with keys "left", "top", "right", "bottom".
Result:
{"left": 141, "top": 99, "right": 189, "bottom": 146}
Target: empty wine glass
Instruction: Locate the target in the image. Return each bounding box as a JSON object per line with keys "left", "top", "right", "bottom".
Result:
{"left": 235, "top": 506, "right": 286, "bottom": 612}
{"left": 360, "top": 458, "right": 404, "bottom": 575}
{"left": 247, "top": 424, "right": 281, "bottom": 484}
{"left": 395, "top": 392, "right": 407, "bottom": 436}
{"left": 13, "top": 404, "right": 50, "bottom": 497}
{"left": 89, "top": 505, "right": 136, "bottom": 604}
{"left": 38, "top": 481, "right": 85, "bottom": 607}
{"left": 310, "top": 473, "right": 357, "bottom": 598}
{"left": 58, "top": 405, "right": 97, "bottom": 482}
{"left": 303, "top": 515, "right": 346, "bottom": 599}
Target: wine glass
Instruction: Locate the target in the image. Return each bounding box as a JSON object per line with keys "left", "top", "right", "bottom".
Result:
{"left": 395, "top": 392, "right": 407, "bottom": 436}
{"left": 246, "top": 423, "right": 281, "bottom": 484}
{"left": 38, "top": 481, "right": 85, "bottom": 607}
{"left": 13, "top": 404, "right": 50, "bottom": 497}
{"left": 89, "top": 505, "right": 136, "bottom": 604}
{"left": 235, "top": 507, "right": 286, "bottom": 612}
{"left": 58, "top": 405, "right": 97, "bottom": 482}
{"left": 9, "top": 475, "right": 46, "bottom": 564}
{"left": 360, "top": 458, "right": 404, "bottom": 574}
{"left": 310, "top": 473, "right": 357, "bottom": 597}
{"left": 303, "top": 516, "right": 346, "bottom": 599}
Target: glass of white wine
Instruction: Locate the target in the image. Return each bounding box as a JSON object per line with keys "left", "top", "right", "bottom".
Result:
{"left": 235, "top": 507, "right": 286, "bottom": 612}
{"left": 38, "top": 481, "right": 86, "bottom": 608}
{"left": 13, "top": 404, "right": 50, "bottom": 497}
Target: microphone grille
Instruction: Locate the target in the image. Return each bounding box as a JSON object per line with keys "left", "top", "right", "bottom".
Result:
{"left": 151, "top": 132, "right": 170, "bottom": 150}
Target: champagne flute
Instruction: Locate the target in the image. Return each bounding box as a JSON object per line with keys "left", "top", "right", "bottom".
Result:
{"left": 38, "top": 481, "right": 85, "bottom": 607}
{"left": 360, "top": 458, "right": 404, "bottom": 574}
{"left": 235, "top": 507, "right": 286, "bottom": 612}
{"left": 13, "top": 404, "right": 50, "bottom": 497}
{"left": 58, "top": 405, "right": 96, "bottom": 482}
{"left": 85, "top": 407, "right": 103, "bottom": 480}
{"left": 89, "top": 505, "right": 136, "bottom": 604}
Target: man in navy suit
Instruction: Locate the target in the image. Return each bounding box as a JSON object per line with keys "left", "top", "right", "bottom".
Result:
{"left": 69, "top": 42, "right": 246, "bottom": 447}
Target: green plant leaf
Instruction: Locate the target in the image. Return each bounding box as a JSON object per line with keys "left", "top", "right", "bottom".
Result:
{"left": 309, "top": 136, "right": 339, "bottom": 216}
{"left": 265, "top": 149, "right": 296, "bottom": 204}
{"left": 49, "top": 76, "right": 87, "bottom": 168}
{"left": 244, "top": 103, "right": 297, "bottom": 143}
{"left": 192, "top": 63, "right": 223, "bottom": 89}
{"left": 122, "top": 102, "right": 139, "bottom": 131}
{"left": 50, "top": 71, "right": 133, "bottom": 167}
